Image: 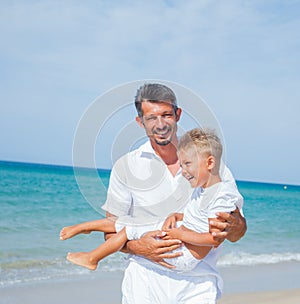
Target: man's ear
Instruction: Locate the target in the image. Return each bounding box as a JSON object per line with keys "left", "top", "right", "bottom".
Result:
{"left": 175, "top": 107, "right": 182, "bottom": 122}
{"left": 136, "top": 116, "right": 144, "bottom": 128}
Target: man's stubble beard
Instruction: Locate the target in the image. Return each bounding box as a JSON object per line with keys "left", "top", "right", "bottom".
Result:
{"left": 154, "top": 138, "right": 172, "bottom": 146}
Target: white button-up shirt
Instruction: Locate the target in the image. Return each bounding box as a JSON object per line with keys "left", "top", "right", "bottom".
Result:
{"left": 102, "top": 140, "right": 193, "bottom": 226}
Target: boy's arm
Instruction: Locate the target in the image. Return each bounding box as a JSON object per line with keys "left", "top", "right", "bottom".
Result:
{"left": 163, "top": 221, "right": 222, "bottom": 247}
{"left": 163, "top": 222, "right": 222, "bottom": 260}
{"left": 161, "top": 212, "right": 184, "bottom": 230}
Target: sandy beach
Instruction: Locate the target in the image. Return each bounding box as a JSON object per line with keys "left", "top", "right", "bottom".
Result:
{"left": 219, "top": 289, "right": 300, "bottom": 304}
{"left": 217, "top": 262, "right": 300, "bottom": 304}
{"left": 1, "top": 262, "right": 300, "bottom": 304}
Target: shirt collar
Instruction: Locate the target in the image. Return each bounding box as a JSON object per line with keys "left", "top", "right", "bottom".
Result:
{"left": 138, "top": 140, "right": 182, "bottom": 177}
{"left": 138, "top": 140, "right": 159, "bottom": 158}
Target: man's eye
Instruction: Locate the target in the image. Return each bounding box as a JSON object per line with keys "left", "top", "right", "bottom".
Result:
{"left": 145, "top": 116, "right": 156, "bottom": 121}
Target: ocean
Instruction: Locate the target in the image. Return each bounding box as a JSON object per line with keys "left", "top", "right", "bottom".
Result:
{"left": 1, "top": 160, "right": 300, "bottom": 286}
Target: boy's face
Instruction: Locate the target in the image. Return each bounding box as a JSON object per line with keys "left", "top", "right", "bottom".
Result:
{"left": 179, "top": 147, "right": 210, "bottom": 188}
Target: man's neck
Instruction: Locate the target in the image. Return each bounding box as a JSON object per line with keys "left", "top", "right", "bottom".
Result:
{"left": 150, "top": 138, "right": 180, "bottom": 176}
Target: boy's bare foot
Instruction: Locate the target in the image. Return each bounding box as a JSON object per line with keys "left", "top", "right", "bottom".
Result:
{"left": 66, "top": 252, "right": 98, "bottom": 271}
{"left": 59, "top": 225, "right": 90, "bottom": 240}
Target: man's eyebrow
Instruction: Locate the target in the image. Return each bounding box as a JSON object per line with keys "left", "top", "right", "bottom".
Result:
{"left": 144, "top": 110, "right": 174, "bottom": 116}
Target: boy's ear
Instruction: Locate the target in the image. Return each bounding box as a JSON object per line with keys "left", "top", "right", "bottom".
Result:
{"left": 207, "top": 155, "right": 216, "bottom": 170}
{"left": 136, "top": 116, "right": 144, "bottom": 128}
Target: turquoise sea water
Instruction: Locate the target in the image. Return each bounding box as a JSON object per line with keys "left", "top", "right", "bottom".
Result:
{"left": 1, "top": 160, "right": 300, "bottom": 286}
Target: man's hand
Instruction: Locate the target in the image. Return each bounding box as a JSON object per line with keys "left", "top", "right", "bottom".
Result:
{"left": 209, "top": 208, "right": 247, "bottom": 243}
{"left": 126, "top": 230, "right": 182, "bottom": 268}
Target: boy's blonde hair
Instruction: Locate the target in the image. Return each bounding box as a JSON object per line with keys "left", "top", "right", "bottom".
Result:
{"left": 178, "top": 128, "right": 223, "bottom": 164}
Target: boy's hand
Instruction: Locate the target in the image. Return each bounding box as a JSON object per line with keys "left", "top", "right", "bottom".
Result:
{"left": 162, "top": 228, "right": 183, "bottom": 240}
{"left": 162, "top": 213, "right": 177, "bottom": 230}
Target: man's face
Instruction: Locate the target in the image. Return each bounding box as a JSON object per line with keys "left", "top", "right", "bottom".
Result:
{"left": 136, "top": 100, "right": 181, "bottom": 146}
{"left": 179, "top": 147, "right": 209, "bottom": 188}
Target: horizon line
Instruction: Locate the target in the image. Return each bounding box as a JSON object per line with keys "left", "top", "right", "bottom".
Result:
{"left": 1, "top": 159, "right": 299, "bottom": 187}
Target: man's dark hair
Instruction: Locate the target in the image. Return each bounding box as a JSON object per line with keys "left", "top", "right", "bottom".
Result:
{"left": 134, "top": 83, "right": 178, "bottom": 117}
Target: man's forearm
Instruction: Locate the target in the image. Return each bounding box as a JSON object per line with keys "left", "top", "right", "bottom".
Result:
{"left": 123, "top": 238, "right": 139, "bottom": 254}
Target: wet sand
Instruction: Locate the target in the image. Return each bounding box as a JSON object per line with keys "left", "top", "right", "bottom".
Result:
{"left": 1, "top": 262, "right": 300, "bottom": 304}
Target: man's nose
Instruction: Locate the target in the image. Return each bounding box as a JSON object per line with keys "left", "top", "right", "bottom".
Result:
{"left": 156, "top": 116, "right": 167, "bottom": 129}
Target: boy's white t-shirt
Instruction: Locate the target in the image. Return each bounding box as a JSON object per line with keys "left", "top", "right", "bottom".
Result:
{"left": 183, "top": 181, "right": 244, "bottom": 233}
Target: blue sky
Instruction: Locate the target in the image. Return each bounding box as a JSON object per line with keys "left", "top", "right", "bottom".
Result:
{"left": 1, "top": 0, "right": 299, "bottom": 185}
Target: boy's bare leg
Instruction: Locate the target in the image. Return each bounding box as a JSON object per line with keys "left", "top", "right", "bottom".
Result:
{"left": 60, "top": 217, "right": 117, "bottom": 240}
{"left": 67, "top": 228, "right": 127, "bottom": 270}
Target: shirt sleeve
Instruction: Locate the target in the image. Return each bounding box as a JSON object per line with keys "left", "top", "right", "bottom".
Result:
{"left": 222, "top": 164, "right": 237, "bottom": 186}
{"left": 206, "top": 187, "right": 243, "bottom": 218}
{"left": 221, "top": 165, "right": 244, "bottom": 215}
{"left": 207, "top": 196, "right": 237, "bottom": 218}
{"left": 101, "top": 157, "right": 133, "bottom": 217}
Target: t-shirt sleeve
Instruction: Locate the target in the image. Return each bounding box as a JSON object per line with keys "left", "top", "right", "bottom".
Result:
{"left": 221, "top": 166, "right": 245, "bottom": 215}
{"left": 206, "top": 192, "right": 242, "bottom": 219}
{"left": 222, "top": 164, "right": 237, "bottom": 187}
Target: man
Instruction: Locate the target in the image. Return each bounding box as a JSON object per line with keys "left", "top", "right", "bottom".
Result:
{"left": 102, "top": 83, "right": 246, "bottom": 303}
